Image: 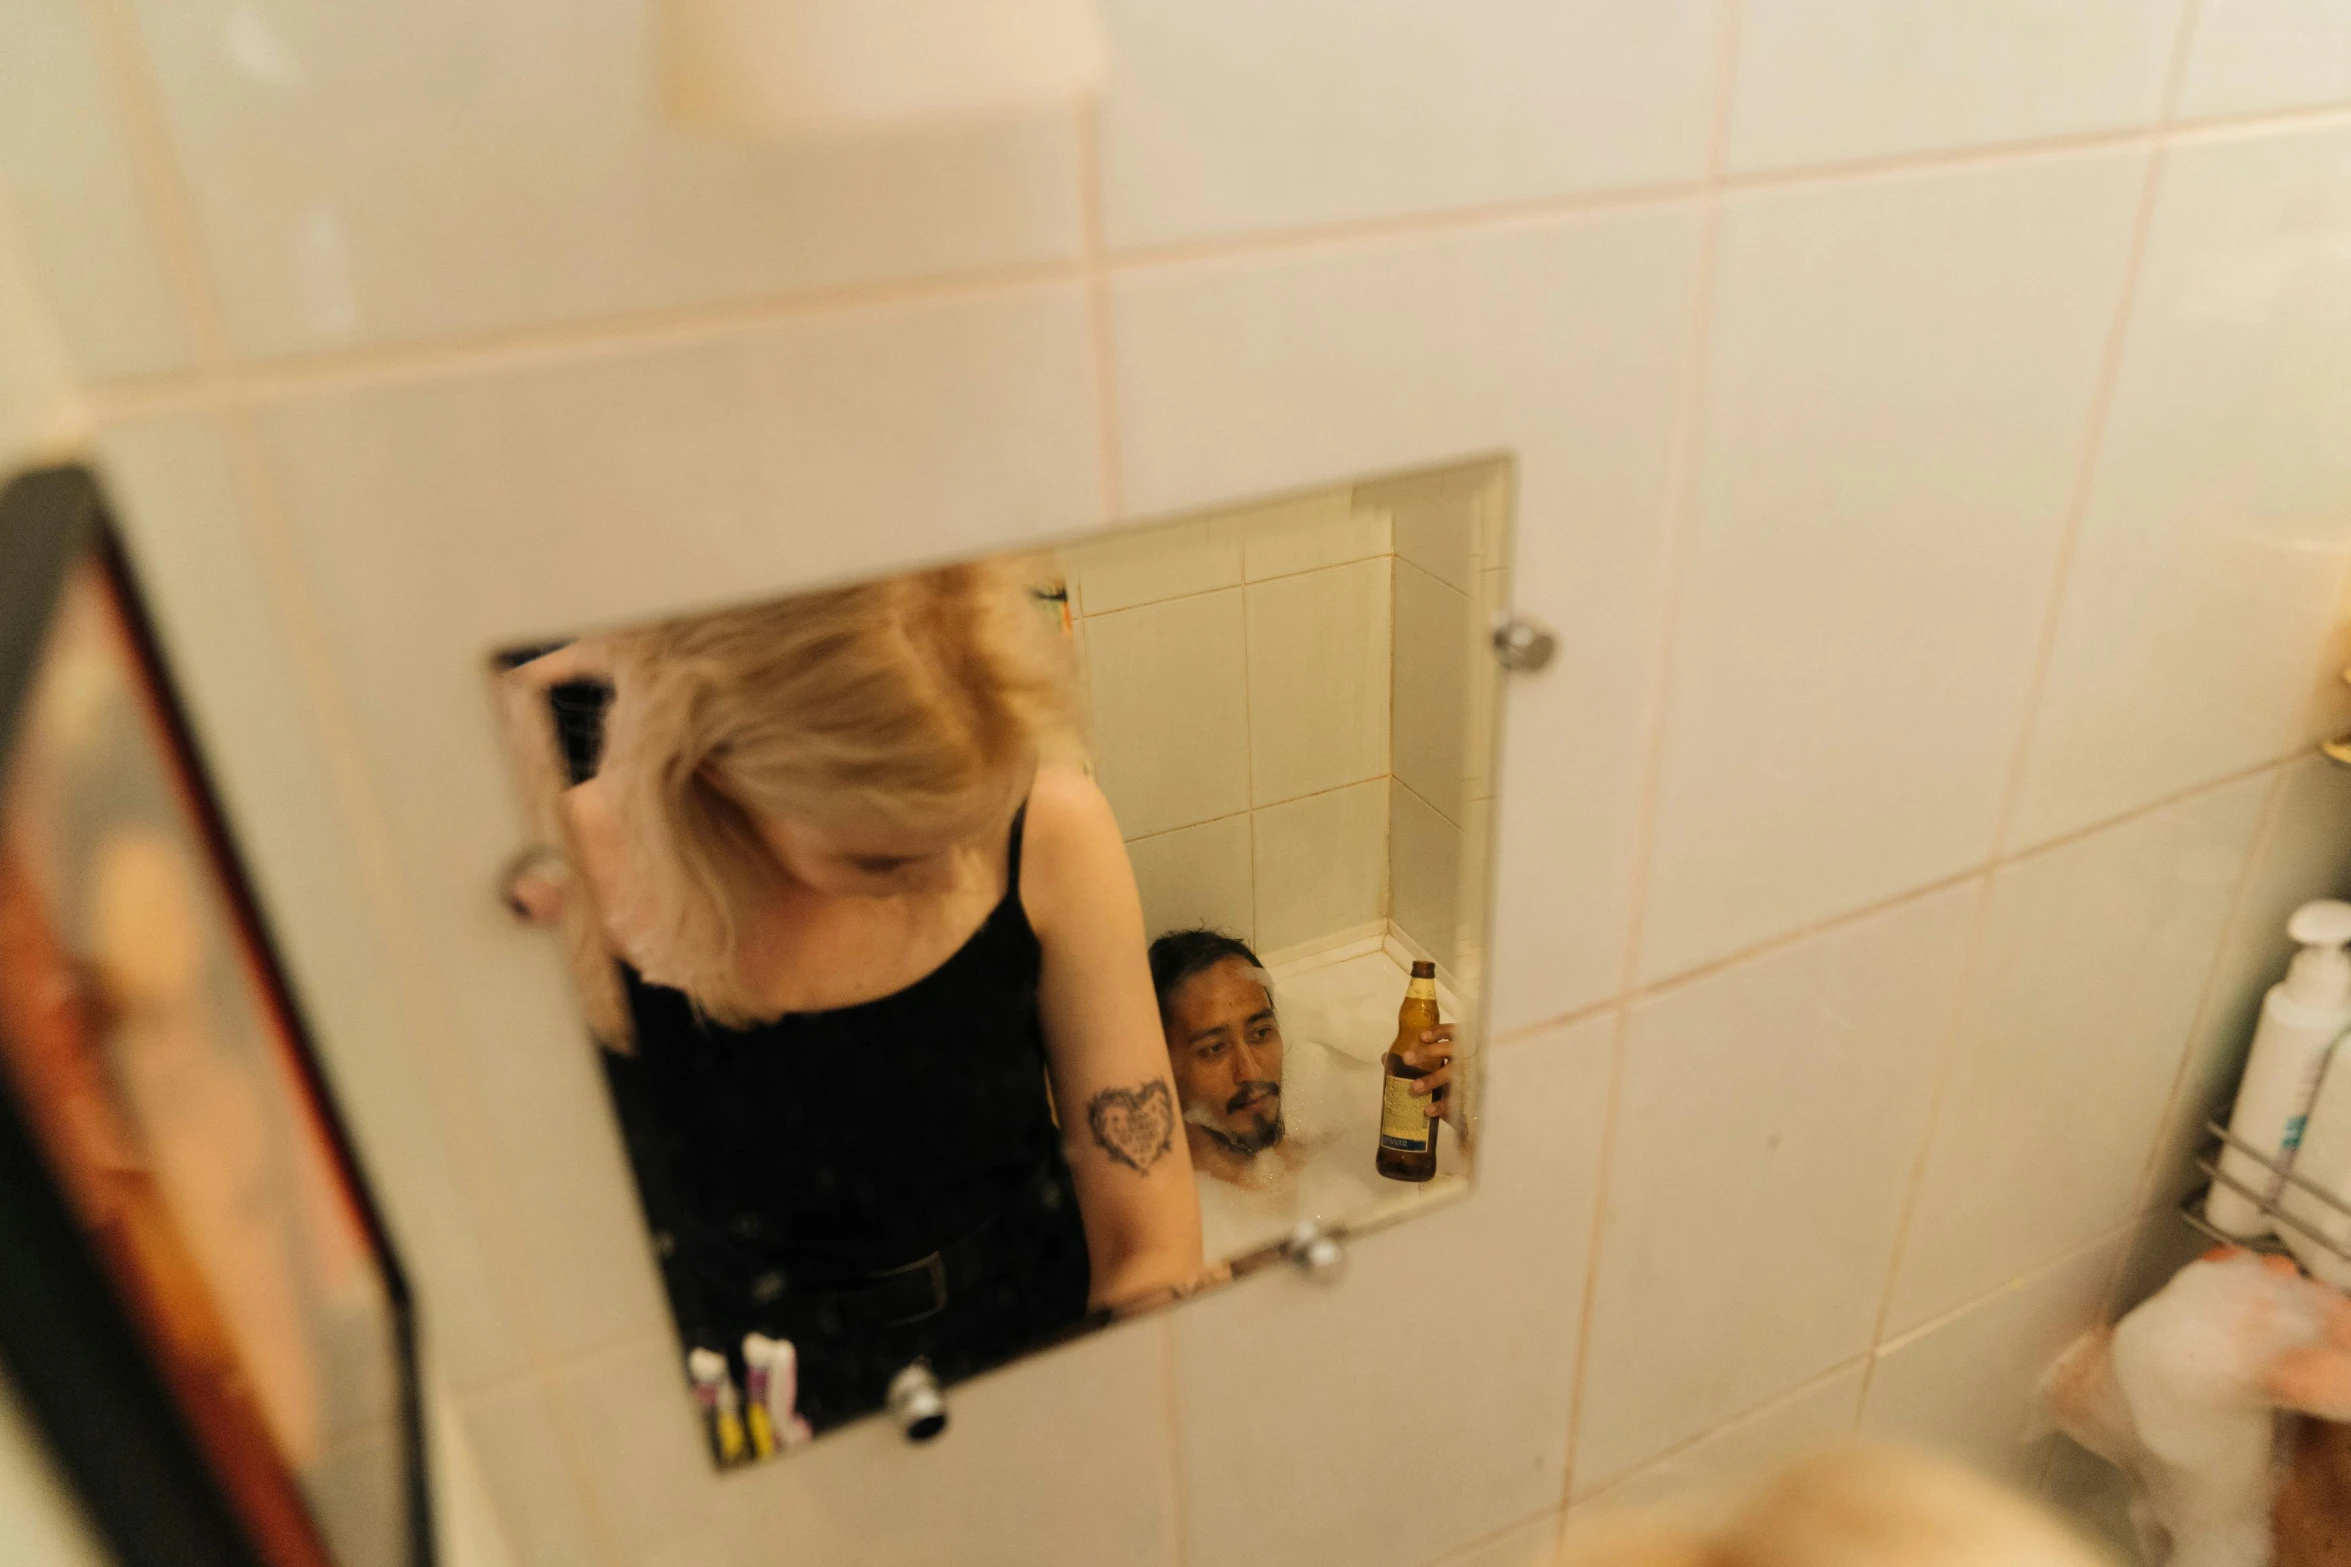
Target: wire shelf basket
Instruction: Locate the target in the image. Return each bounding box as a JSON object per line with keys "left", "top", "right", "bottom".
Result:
{"left": 2183, "top": 1119, "right": 2351, "bottom": 1273}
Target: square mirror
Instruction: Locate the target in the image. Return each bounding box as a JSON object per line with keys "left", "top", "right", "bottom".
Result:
{"left": 488, "top": 456, "right": 1512, "bottom": 1464}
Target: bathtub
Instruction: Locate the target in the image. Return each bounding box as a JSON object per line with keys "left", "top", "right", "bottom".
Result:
{"left": 1192, "top": 941, "right": 1471, "bottom": 1266}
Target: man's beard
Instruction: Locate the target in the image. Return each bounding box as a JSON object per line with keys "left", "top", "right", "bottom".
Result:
{"left": 1197, "top": 1106, "right": 1285, "bottom": 1157}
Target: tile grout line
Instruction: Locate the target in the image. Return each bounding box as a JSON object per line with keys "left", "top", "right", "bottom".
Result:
{"left": 1157, "top": 1315, "right": 1193, "bottom": 1567}
{"left": 1534, "top": 749, "right": 2310, "bottom": 1049}
{"left": 1391, "top": 771, "right": 1467, "bottom": 837}
{"left": 1420, "top": 1502, "right": 1565, "bottom": 1567}
{"left": 2112, "top": 761, "right": 2289, "bottom": 1277}
{"left": 1556, "top": 1006, "right": 1635, "bottom": 1506}
{"left": 1076, "top": 98, "right": 1127, "bottom": 528}
{"left": 1870, "top": 1214, "right": 2143, "bottom": 1363}
{"left": 1850, "top": 867, "right": 1996, "bottom": 1412}
{"left": 74, "top": 2, "right": 629, "bottom": 1557}
{"left": 1241, "top": 518, "right": 1263, "bottom": 953}
{"left": 1601, "top": 0, "right": 1741, "bottom": 1008}
{"left": 82, "top": 257, "right": 1091, "bottom": 423}
{"left": 69, "top": 100, "right": 2351, "bottom": 429}
{"left": 1982, "top": 0, "right": 2201, "bottom": 868}
{"left": 1077, "top": 548, "right": 1391, "bottom": 625}
{"left": 213, "top": 419, "right": 630, "bottom": 1567}
{"left": 75, "top": 0, "right": 232, "bottom": 367}
{"left": 1562, "top": 0, "right": 1744, "bottom": 1504}
{"left": 1571, "top": 1352, "right": 1873, "bottom": 1512}
{"left": 1491, "top": 750, "right": 2303, "bottom": 1053}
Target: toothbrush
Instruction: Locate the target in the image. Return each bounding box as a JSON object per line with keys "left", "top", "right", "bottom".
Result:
{"left": 740, "top": 1335, "right": 779, "bottom": 1459}
{"left": 686, "top": 1348, "right": 749, "bottom": 1465}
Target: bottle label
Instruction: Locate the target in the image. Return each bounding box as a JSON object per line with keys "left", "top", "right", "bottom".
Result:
{"left": 1380, "top": 1073, "right": 1431, "bottom": 1152}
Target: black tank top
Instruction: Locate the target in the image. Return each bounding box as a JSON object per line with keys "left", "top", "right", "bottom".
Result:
{"left": 611, "top": 805, "right": 1065, "bottom": 1281}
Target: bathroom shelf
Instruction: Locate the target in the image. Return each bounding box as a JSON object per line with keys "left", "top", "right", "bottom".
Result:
{"left": 2184, "top": 1120, "right": 2351, "bottom": 1273}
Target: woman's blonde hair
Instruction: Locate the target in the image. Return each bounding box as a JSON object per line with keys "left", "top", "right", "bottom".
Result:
{"left": 597, "top": 557, "right": 1080, "bottom": 1025}
{"left": 1555, "top": 1447, "right": 2112, "bottom": 1567}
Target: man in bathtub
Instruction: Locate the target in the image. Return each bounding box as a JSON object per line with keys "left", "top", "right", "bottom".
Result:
{"left": 1148, "top": 928, "right": 1459, "bottom": 1260}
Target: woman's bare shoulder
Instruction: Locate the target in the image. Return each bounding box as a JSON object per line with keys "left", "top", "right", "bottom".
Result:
{"left": 562, "top": 777, "right": 634, "bottom": 922}
{"left": 1018, "top": 765, "right": 1133, "bottom": 927}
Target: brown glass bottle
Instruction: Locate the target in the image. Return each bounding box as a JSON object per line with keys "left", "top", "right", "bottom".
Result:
{"left": 1377, "top": 961, "right": 1442, "bottom": 1182}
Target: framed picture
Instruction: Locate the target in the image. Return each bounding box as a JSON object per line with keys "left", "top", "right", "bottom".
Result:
{"left": 0, "top": 466, "right": 428, "bottom": 1567}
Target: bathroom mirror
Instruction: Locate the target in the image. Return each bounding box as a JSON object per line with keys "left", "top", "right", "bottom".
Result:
{"left": 489, "top": 457, "right": 1512, "bottom": 1464}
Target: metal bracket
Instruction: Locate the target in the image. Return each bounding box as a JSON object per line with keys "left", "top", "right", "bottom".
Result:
{"left": 1491, "top": 616, "right": 1556, "bottom": 673}
{"left": 887, "top": 1360, "right": 948, "bottom": 1444}
{"left": 1284, "top": 1221, "right": 1346, "bottom": 1285}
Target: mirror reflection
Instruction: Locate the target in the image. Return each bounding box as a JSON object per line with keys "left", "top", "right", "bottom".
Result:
{"left": 491, "top": 457, "right": 1511, "bottom": 1462}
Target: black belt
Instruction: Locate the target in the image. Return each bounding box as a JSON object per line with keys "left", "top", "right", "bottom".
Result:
{"left": 799, "top": 1247, "right": 957, "bottom": 1332}
{"left": 672, "top": 1165, "right": 1071, "bottom": 1336}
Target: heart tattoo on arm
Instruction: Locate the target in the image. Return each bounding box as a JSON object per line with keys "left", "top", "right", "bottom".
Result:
{"left": 1086, "top": 1080, "right": 1175, "bottom": 1174}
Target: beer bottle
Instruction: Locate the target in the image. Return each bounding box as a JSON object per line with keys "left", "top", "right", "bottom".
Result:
{"left": 1377, "top": 961, "right": 1442, "bottom": 1182}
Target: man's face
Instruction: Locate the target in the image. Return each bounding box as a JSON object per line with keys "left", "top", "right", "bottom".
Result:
{"left": 1162, "top": 956, "right": 1285, "bottom": 1157}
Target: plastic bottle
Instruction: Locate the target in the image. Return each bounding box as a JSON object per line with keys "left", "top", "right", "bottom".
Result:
{"left": 2279, "top": 1046, "right": 2351, "bottom": 1288}
{"left": 2206, "top": 900, "right": 2351, "bottom": 1237}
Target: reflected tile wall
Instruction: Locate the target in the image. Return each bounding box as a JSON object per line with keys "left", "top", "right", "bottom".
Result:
{"left": 13, "top": 2, "right": 2351, "bottom": 1562}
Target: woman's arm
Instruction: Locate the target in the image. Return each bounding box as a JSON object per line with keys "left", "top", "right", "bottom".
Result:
{"left": 1020, "top": 765, "right": 1206, "bottom": 1311}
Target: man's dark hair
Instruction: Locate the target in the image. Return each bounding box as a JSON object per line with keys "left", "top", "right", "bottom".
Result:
{"left": 1147, "top": 928, "right": 1266, "bottom": 1018}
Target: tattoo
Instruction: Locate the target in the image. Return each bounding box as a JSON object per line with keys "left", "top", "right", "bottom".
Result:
{"left": 1085, "top": 1080, "right": 1175, "bottom": 1174}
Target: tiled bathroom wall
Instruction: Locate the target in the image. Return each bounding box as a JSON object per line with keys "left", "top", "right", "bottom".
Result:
{"left": 1066, "top": 461, "right": 1505, "bottom": 972}
{"left": 1064, "top": 488, "right": 1396, "bottom": 960}
{"left": 4, "top": 3, "right": 2351, "bottom": 1565}
{"left": 0, "top": 202, "right": 75, "bottom": 467}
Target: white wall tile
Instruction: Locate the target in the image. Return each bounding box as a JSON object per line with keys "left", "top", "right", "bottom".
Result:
{"left": 0, "top": 0, "right": 193, "bottom": 378}
{"left": 456, "top": 1381, "right": 610, "bottom": 1567}
{"left": 1394, "top": 561, "right": 1475, "bottom": 823}
{"left": 1063, "top": 514, "right": 1241, "bottom": 617}
{"left": 1863, "top": 1233, "right": 2127, "bottom": 1490}
{"left": 1640, "top": 151, "right": 2147, "bottom": 983}
{"left": 1254, "top": 780, "right": 1388, "bottom": 953}
{"left": 1174, "top": 1015, "right": 1614, "bottom": 1567}
{"left": 1392, "top": 783, "right": 1465, "bottom": 966}
{"left": 1581, "top": 1362, "right": 1865, "bottom": 1511}
{"left": 113, "top": 0, "right": 1083, "bottom": 359}
{"left": 1128, "top": 814, "right": 1254, "bottom": 945}
{"left": 562, "top": 1322, "right": 1178, "bottom": 1567}
{"left": 1365, "top": 462, "right": 1494, "bottom": 596}
{"left": 95, "top": 414, "right": 532, "bottom": 1390}
{"left": 255, "top": 283, "right": 1103, "bottom": 634}
{"left": 220, "top": 285, "right": 1101, "bottom": 1367}
{"left": 2150, "top": 758, "right": 2351, "bottom": 1209}
{"left": 1089, "top": 590, "right": 1253, "bottom": 838}
{"left": 0, "top": 202, "right": 75, "bottom": 467}
{"left": 1113, "top": 207, "right": 1702, "bottom": 1029}
{"left": 1429, "top": 1512, "right": 1563, "bottom": 1567}
{"left": 1575, "top": 885, "right": 1978, "bottom": 1492}
{"left": 1095, "top": 0, "right": 1723, "bottom": 250}
{"left": 2179, "top": 0, "right": 2351, "bottom": 120}
{"left": 2109, "top": 1211, "right": 2215, "bottom": 1319}
{"left": 1886, "top": 775, "right": 2268, "bottom": 1334}
{"left": 1248, "top": 558, "right": 1391, "bottom": 804}
{"left": 2012, "top": 125, "right": 2351, "bottom": 848}
{"left": 1727, "top": 1, "right": 2185, "bottom": 173}
{"left": 1238, "top": 489, "right": 1388, "bottom": 581}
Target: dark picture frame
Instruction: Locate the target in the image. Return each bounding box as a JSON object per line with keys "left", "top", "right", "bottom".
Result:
{"left": 0, "top": 465, "right": 430, "bottom": 1567}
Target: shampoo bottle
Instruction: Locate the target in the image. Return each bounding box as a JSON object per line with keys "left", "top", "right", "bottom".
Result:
{"left": 2206, "top": 899, "right": 2351, "bottom": 1237}
{"left": 2279, "top": 1044, "right": 2351, "bottom": 1288}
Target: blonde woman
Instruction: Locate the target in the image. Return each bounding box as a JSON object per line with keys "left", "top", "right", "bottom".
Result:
{"left": 507, "top": 559, "right": 1202, "bottom": 1433}
{"left": 1555, "top": 1447, "right": 2114, "bottom": 1567}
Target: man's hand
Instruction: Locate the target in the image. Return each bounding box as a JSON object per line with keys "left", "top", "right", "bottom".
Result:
{"left": 1398, "top": 1023, "right": 1458, "bottom": 1127}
